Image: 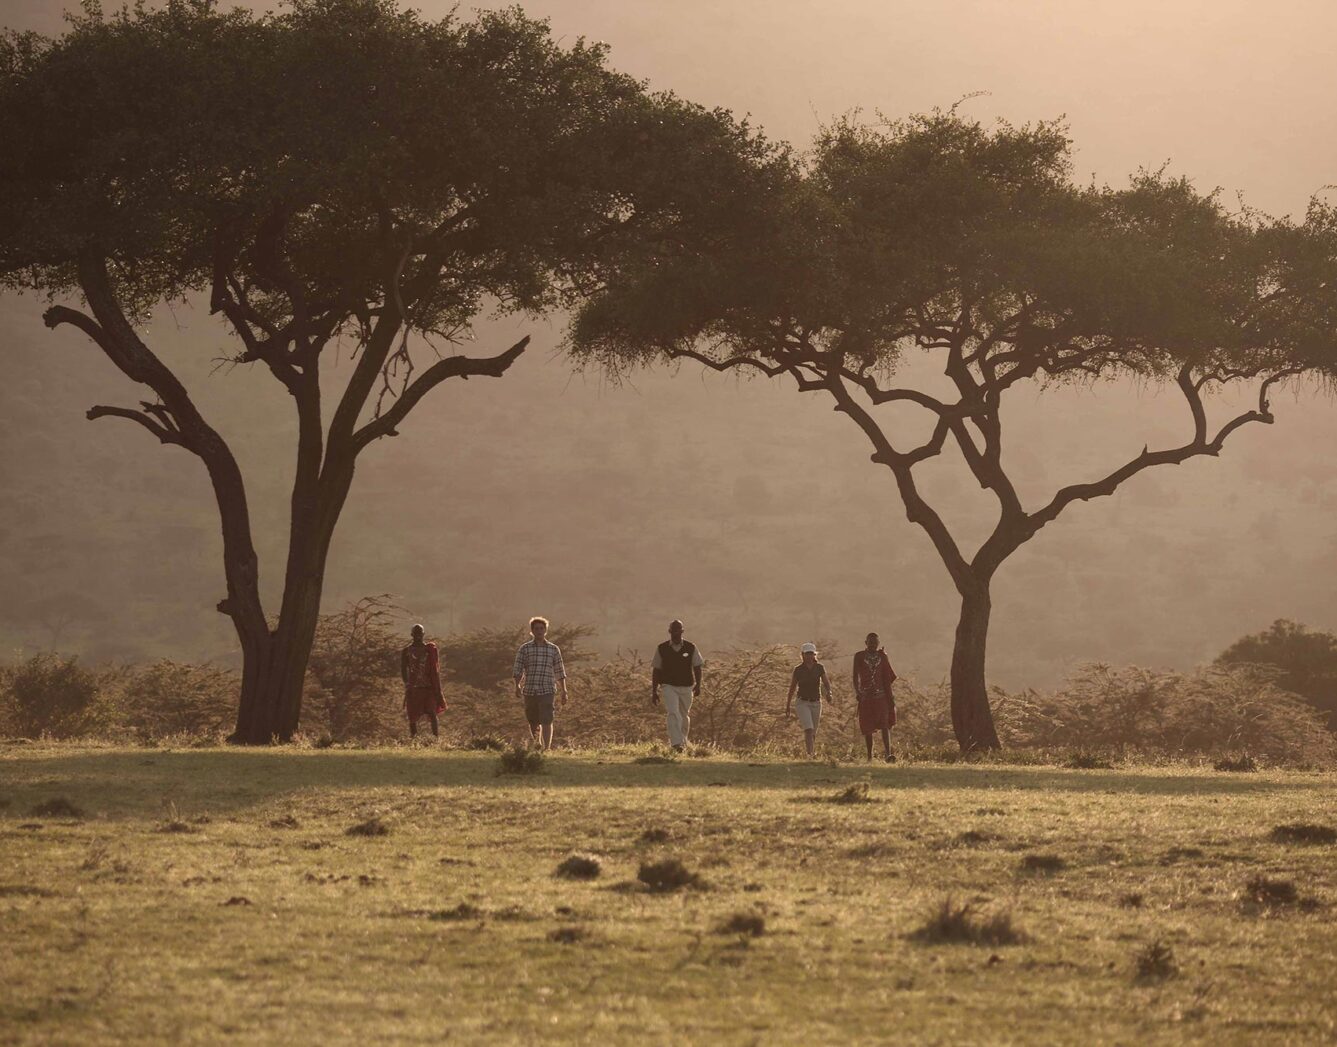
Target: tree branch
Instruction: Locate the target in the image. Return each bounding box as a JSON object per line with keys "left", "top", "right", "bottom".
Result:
{"left": 86, "top": 404, "right": 185, "bottom": 446}
{"left": 352, "top": 336, "right": 531, "bottom": 451}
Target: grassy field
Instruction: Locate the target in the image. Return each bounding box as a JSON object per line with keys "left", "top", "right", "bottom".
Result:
{"left": 2, "top": 743, "right": 1335, "bottom": 1045}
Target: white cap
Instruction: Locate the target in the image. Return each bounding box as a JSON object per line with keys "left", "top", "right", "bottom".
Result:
{"left": 800, "top": 642, "right": 818, "bottom": 655}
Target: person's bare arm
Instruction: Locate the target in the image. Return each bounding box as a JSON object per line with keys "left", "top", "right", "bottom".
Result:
{"left": 821, "top": 665, "right": 832, "bottom": 702}
{"left": 786, "top": 670, "right": 797, "bottom": 713}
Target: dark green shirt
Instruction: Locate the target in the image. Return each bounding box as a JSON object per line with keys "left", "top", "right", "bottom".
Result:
{"left": 792, "top": 661, "right": 827, "bottom": 702}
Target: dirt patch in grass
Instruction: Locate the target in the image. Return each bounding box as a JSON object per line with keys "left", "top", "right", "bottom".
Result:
{"left": 497, "top": 747, "right": 545, "bottom": 776}
{"left": 1159, "top": 846, "right": 1206, "bottom": 864}
{"left": 908, "top": 897, "right": 1028, "bottom": 946}
{"left": 634, "top": 755, "right": 676, "bottom": 765}
{"left": 28, "top": 797, "right": 85, "bottom": 819}
{"left": 156, "top": 820, "right": 196, "bottom": 834}
{"left": 268, "top": 815, "right": 300, "bottom": 829}
{"left": 1269, "top": 823, "right": 1336, "bottom": 846}
{"left": 716, "top": 911, "right": 766, "bottom": 937}
{"left": 638, "top": 858, "right": 703, "bottom": 893}
{"left": 221, "top": 896, "right": 252, "bottom": 907}
{"left": 555, "top": 853, "right": 602, "bottom": 880}
{"left": 1019, "top": 853, "right": 1066, "bottom": 875}
{"left": 346, "top": 817, "right": 390, "bottom": 837}
{"left": 430, "top": 902, "right": 484, "bottom": 921}
{"left": 548, "top": 926, "right": 588, "bottom": 944}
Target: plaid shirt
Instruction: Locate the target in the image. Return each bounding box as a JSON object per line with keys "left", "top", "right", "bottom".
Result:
{"left": 512, "top": 640, "right": 566, "bottom": 696}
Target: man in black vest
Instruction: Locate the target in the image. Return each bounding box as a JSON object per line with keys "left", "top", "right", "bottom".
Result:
{"left": 650, "top": 619, "right": 703, "bottom": 752}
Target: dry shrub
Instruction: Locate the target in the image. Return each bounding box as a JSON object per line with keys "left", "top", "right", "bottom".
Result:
{"left": 1135, "top": 940, "right": 1178, "bottom": 981}
{"left": 831, "top": 781, "right": 872, "bottom": 805}
{"left": 346, "top": 816, "right": 390, "bottom": 837}
{"left": 1269, "top": 823, "right": 1336, "bottom": 845}
{"left": 1214, "top": 754, "right": 1258, "bottom": 772}
{"left": 909, "top": 897, "right": 1027, "bottom": 946}
{"left": 1019, "top": 853, "right": 1066, "bottom": 874}
{"left": 28, "top": 797, "right": 84, "bottom": 818}
{"left": 1245, "top": 876, "right": 1299, "bottom": 906}
{"left": 717, "top": 911, "right": 766, "bottom": 937}
{"left": 112, "top": 659, "right": 238, "bottom": 740}
{"left": 637, "top": 858, "right": 701, "bottom": 892}
{"left": 555, "top": 853, "right": 602, "bottom": 880}
{"left": 638, "top": 827, "right": 672, "bottom": 844}
{"left": 993, "top": 664, "right": 1336, "bottom": 764}
{"left": 497, "top": 746, "right": 545, "bottom": 776}
{"left": 0, "top": 653, "right": 100, "bottom": 738}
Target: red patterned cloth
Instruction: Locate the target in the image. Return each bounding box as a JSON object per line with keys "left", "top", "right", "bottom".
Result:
{"left": 854, "top": 649, "right": 897, "bottom": 733}
{"left": 402, "top": 642, "right": 445, "bottom": 719}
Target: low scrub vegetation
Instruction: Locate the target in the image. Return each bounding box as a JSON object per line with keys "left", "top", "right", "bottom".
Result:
{"left": 3, "top": 613, "right": 1334, "bottom": 766}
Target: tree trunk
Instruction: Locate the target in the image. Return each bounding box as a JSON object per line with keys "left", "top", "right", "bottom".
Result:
{"left": 950, "top": 583, "right": 1001, "bottom": 752}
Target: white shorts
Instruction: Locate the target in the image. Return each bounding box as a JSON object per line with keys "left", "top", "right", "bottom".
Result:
{"left": 795, "top": 699, "right": 821, "bottom": 730}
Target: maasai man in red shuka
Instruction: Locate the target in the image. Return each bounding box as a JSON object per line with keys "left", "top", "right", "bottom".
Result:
{"left": 401, "top": 624, "right": 445, "bottom": 739}
{"left": 853, "top": 631, "right": 897, "bottom": 763}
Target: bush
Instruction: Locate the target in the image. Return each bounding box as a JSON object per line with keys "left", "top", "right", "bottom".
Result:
{"left": 497, "top": 746, "right": 545, "bottom": 775}
{"left": 908, "top": 897, "right": 1027, "bottom": 946}
{"left": 112, "top": 659, "right": 237, "bottom": 740}
{"left": 637, "top": 858, "right": 701, "bottom": 892}
{"left": 0, "top": 652, "right": 99, "bottom": 738}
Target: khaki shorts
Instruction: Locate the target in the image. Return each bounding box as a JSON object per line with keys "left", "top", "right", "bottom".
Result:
{"left": 795, "top": 699, "right": 821, "bottom": 730}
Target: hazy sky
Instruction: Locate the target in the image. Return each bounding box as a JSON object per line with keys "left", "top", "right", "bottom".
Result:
{"left": 8, "top": 0, "right": 1336, "bottom": 215}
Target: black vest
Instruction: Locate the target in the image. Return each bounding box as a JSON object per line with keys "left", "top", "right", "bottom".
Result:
{"left": 658, "top": 640, "right": 697, "bottom": 686}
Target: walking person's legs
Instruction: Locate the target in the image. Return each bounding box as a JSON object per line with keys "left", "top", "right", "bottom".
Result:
{"left": 864, "top": 732, "right": 873, "bottom": 761}
{"left": 881, "top": 728, "right": 893, "bottom": 761}
{"left": 427, "top": 712, "right": 439, "bottom": 738}
{"left": 663, "top": 685, "right": 687, "bottom": 750}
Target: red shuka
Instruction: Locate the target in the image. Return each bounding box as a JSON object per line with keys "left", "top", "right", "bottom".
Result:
{"left": 403, "top": 642, "right": 445, "bottom": 719}
{"left": 853, "top": 649, "right": 897, "bottom": 733}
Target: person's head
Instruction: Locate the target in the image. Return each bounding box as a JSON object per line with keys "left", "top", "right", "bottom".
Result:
{"left": 410, "top": 624, "right": 425, "bottom": 642}
{"left": 668, "top": 619, "right": 684, "bottom": 641}
{"left": 865, "top": 632, "right": 880, "bottom": 651}
{"left": 530, "top": 616, "right": 549, "bottom": 639}
{"left": 800, "top": 641, "right": 818, "bottom": 663}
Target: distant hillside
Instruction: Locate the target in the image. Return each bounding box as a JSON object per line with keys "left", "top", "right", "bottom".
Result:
{"left": 3, "top": 293, "right": 1335, "bottom": 686}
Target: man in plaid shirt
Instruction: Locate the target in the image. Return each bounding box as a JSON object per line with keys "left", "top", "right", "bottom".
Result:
{"left": 512, "top": 616, "right": 569, "bottom": 749}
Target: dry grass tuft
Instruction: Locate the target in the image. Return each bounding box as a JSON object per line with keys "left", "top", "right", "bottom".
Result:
{"left": 1118, "top": 892, "right": 1145, "bottom": 909}
{"left": 268, "top": 814, "right": 300, "bottom": 829}
{"left": 1269, "top": 823, "right": 1336, "bottom": 845}
{"left": 634, "top": 755, "right": 676, "bottom": 765}
{"left": 1019, "top": 853, "right": 1066, "bottom": 874}
{"left": 637, "top": 858, "right": 702, "bottom": 892}
{"left": 429, "top": 902, "right": 484, "bottom": 921}
{"left": 1244, "top": 876, "right": 1299, "bottom": 906}
{"left": 497, "top": 746, "right": 545, "bottom": 775}
{"left": 28, "top": 797, "right": 85, "bottom": 818}
{"left": 555, "top": 853, "right": 602, "bottom": 880}
{"left": 955, "top": 829, "right": 999, "bottom": 846}
{"left": 638, "top": 827, "right": 673, "bottom": 844}
{"left": 831, "top": 781, "right": 872, "bottom": 805}
{"left": 717, "top": 911, "right": 766, "bottom": 937}
{"left": 465, "top": 736, "right": 507, "bottom": 752}
{"left": 346, "top": 816, "right": 390, "bottom": 837}
{"left": 1135, "top": 940, "right": 1178, "bottom": 981}
{"left": 548, "top": 926, "right": 587, "bottom": 944}
{"left": 1065, "top": 751, "right": 1116, "bottom": 770}
{"left": 1214, "top": 754, "right": 1258, "bottom": 773}
{"left": 909, "top": 896, "right": 1028, "bottom": 946}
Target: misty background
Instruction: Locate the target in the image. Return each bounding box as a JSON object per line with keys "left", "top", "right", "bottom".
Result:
{"left": 2, "top": 0, "right": 1335, "bottom": 687}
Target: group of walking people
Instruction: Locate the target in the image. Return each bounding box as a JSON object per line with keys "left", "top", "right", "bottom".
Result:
{"left": 401, "top": 617, "right": 899, "bottom": 761}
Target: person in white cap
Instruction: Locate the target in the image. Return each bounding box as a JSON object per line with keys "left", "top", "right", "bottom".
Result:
{"left": 786, "top": 642, "right": 831, "bottom": 757}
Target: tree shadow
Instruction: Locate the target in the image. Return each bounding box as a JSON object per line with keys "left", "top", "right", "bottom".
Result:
{"left": 1, "top": 746, "right": 1324, "bottom": 822}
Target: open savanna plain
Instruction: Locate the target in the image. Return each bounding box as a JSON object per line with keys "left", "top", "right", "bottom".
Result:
{"left": 1, "top": 744, "right": 1334, "bottom": 1046}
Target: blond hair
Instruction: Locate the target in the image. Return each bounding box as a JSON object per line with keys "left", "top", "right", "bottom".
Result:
{"left": 529, "top": 616, "right": 549, "bottom": 629}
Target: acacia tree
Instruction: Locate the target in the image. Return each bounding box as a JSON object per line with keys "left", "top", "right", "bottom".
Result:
{"left": 0, "top": 0, "right": 778, "bottom": 742}
{"left": 573, "top": 113, "right": 1337, "bottom": 751}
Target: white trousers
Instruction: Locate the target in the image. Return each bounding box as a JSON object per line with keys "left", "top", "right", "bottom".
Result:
{"left": 662, "top": 684, "right": 694, "bottom": 747}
